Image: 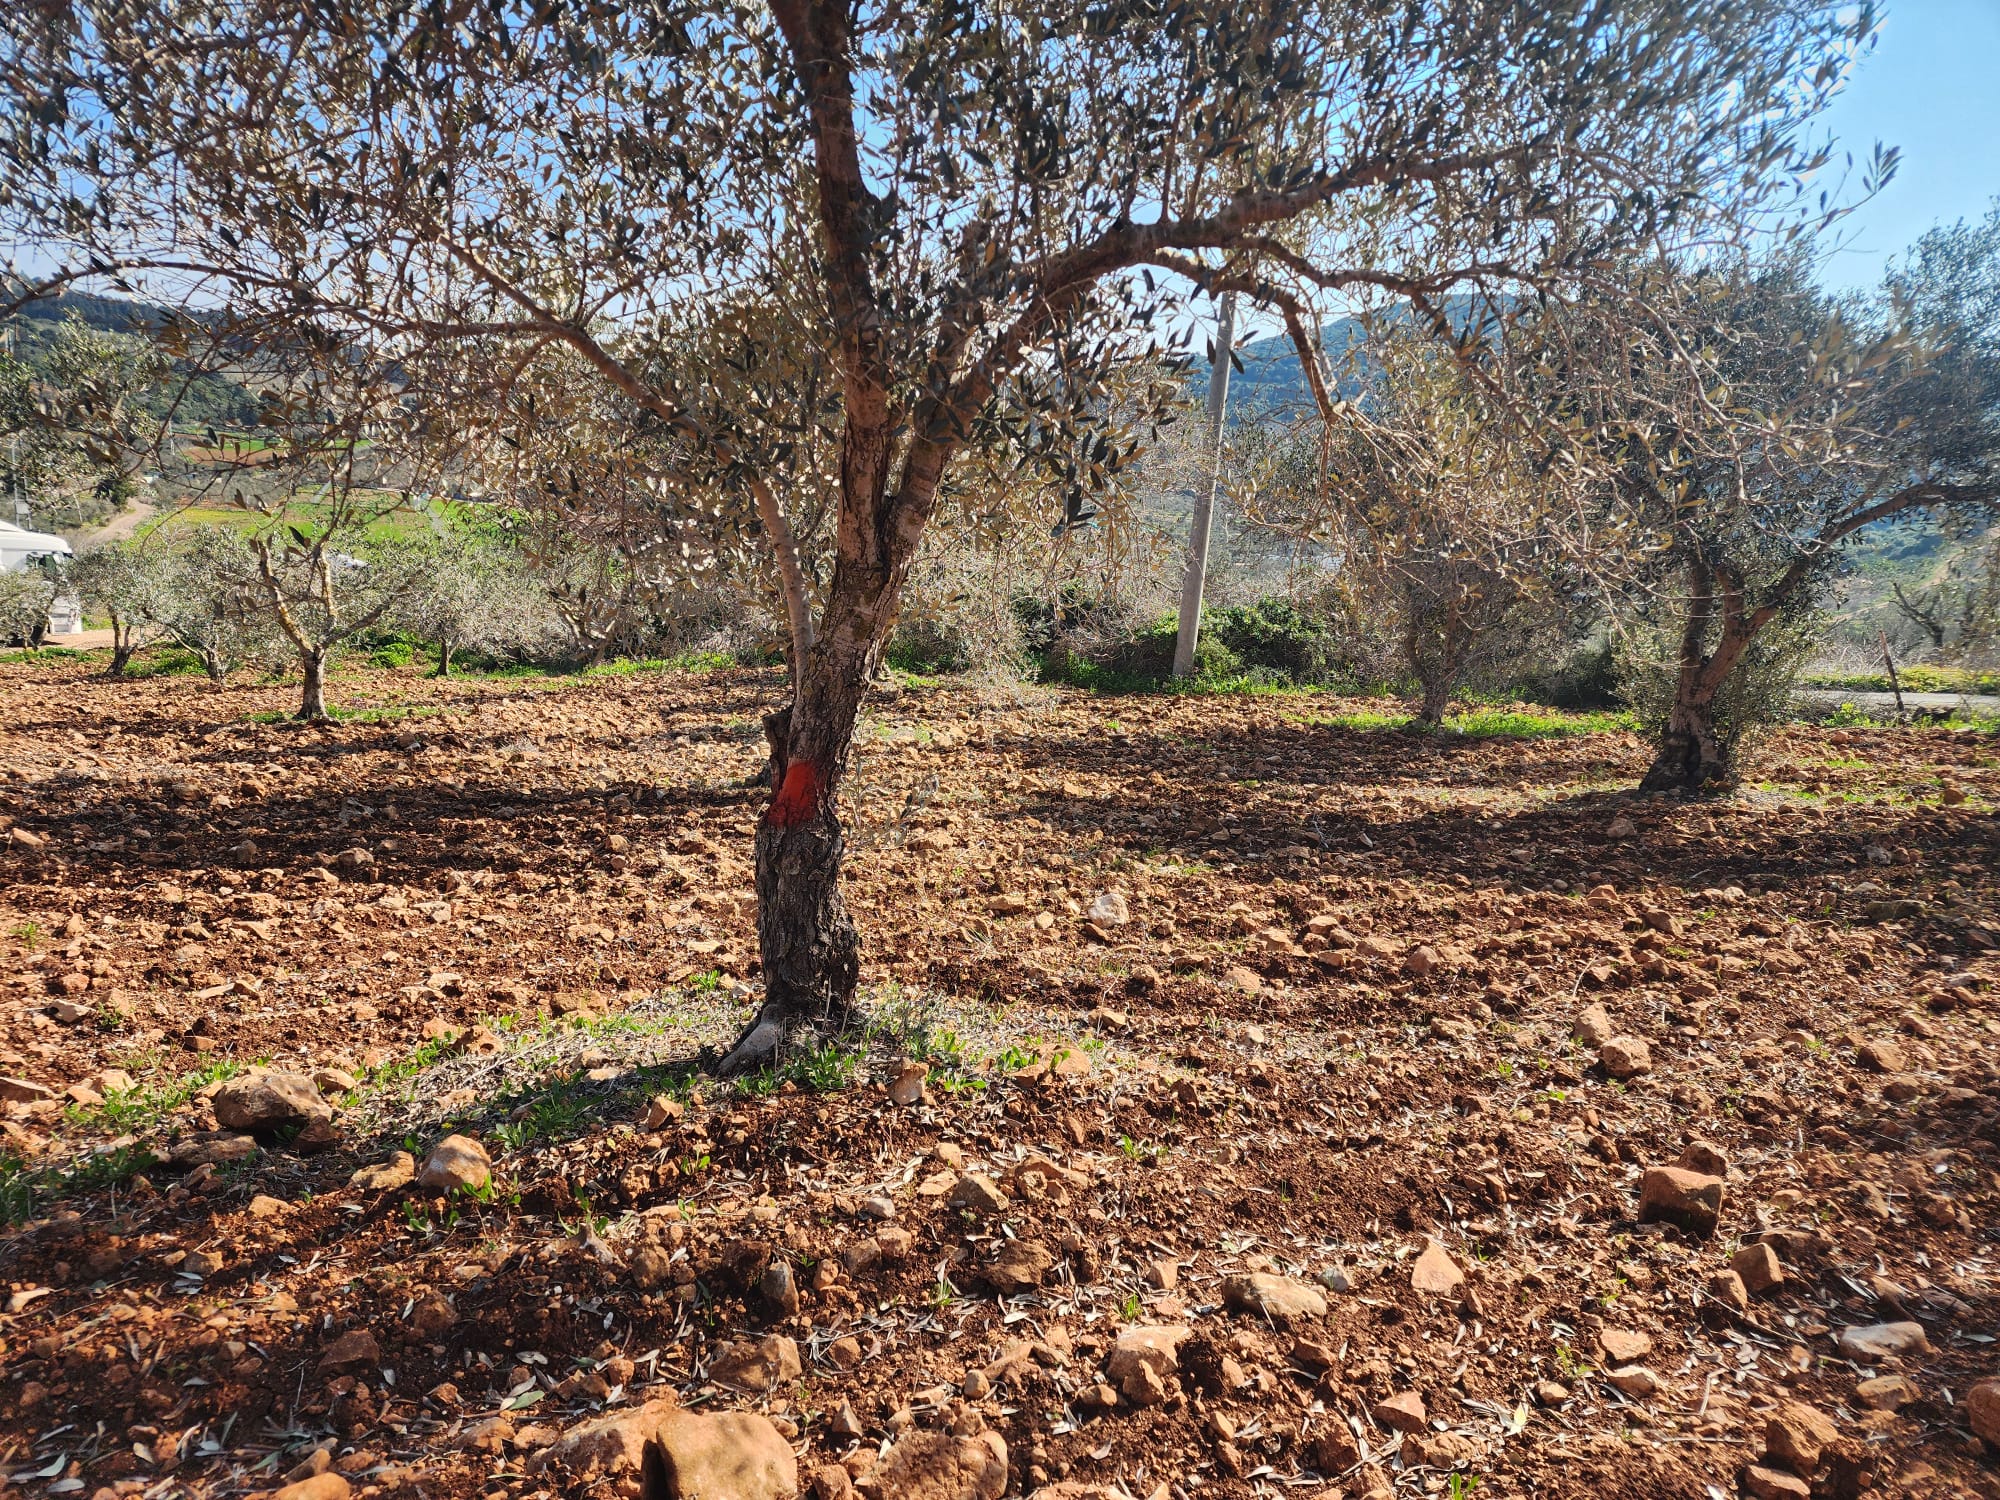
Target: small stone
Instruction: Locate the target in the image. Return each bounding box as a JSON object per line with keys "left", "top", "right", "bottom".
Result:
{"left": 183, "top": 1247, "right": 226, "bottom": 1277}
{"left": 760, "top": 1259, "right": 799, "bottom": 1316}
{"left": 1605, "top": 1365, "right": 1663, "bottom": 1397}
{"left": 1835, "top": 1322, "right": 1930, "bottom": 1361}
{"left": 247, "top": 1194, "right": 288, "bottom": 1219}
{"left": 527, "top": 1401, "right": 796, "bottom": 1500}
{"left": 1855, "top": 1375, "right": 1919, "bottom": 1411}
{"left": 416, "top": 1135, "right": 491, "bottom": 1194}
{"left": 1087, "top": 891, "right": 1129, "bottom": 927}
{"left": 1639, "top": 1165, "right": 1725, "bottom": 1237}
{"left": 829, "top": 1400, "right": 865, "bottom": 1438}
{"left": 946, "top": 1173, "right": 1009, "bottom": 1214}
{"left": 1967, "top": 1378, "right": 2000, "bottom": 1446}
{"left": 1403, "top": 944, "right": 1439, "bottom": 978}
{"left": 318, "top": 1329, "right": 381, "bottom": 1375}
{"left": 1221, "top": 1272, "right": 1327, "bottom": 1324}
{"left": 1678, "top": 1138, "right": 1728, "bottom": 1176}
{"left": 1221, "top": 964, "right": 1263, "bottom": 995}
{"left": 642, "top": 1095, "right": 685, "bottom": 1128}
{"left": 1409, "top": 1238, "right": 1463, "bottom": 1296}
{"left": 1144, "top": 1258, "right": 1179, "bottom": 1291}
{"left": 1856, "top": 1038, "right": 1906, "bottom": 1073}
{"left": 270, "top": 1475, "right": 351, "bottom": 1500}
{"left": 350, "top": 1152, "right": 415, "bottom": 1192}
{"left": 1741, "top": 1463, "right": 1810, "bottom": 1500}
{"left": 1371, "top": 1391, "right": 1427, "bottom": 1435}
{"left": 1572, "top": 1004, "right": 1615, "bottom": 1047}
{"left": 1606, "top": 814, "right": 1638, "bottom": 839}
{"left": 886, "top": 1064, "right": 927, "bottom": 1107}
{"left": 858, "top": 1194, "right": 897, "bottom": 1220}
{"left": 1534, "top": 1379, "right": 1570, "bottom": 1406}
{"left": 1106, "top": 1325, "right": 1190, "bottom": 1383}
{"left": 981, "top": 1238, "right": 1054, "bottom": 1293}
{"left": 1708, "top": 1268, "right": 1750, "bottom": 1315}
{"left": 1765, "top": 1401, "right": 1839, "bottom": 1477}
{"left": 0, "top": 1076, "right": 54, "bottom": 1103}
{"left": 1600, "top": 1035, "right": 1652, "bottom": 1079}
{"left": 861, "top": 1431, "right": 1007, "bottom": 1500}
{"left": 1599, "top": 1328, "right": 1652, "bottom": 1364}
{"left": 311, "top": 1067, "right": 357, "bottom": 1095}
{"left": 709, "top": 1334, "right": 802, "bottom": 1392}
{"left": 1732, "top": 1241, "right": 1785, "bottom": 1296}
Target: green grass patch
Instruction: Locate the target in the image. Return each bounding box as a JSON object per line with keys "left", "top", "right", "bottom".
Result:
{"left": 65, "top": 1056, "right": 245, "bottom": 1136}
{"left": 1804, "top": 665, "right": 1999, "bottom": 696}
{"left": 2, "top": 1144, "right": 161, "bottom": 1225}
{"left": 1304, "top": 706, "right": 1631, "bottom": 739}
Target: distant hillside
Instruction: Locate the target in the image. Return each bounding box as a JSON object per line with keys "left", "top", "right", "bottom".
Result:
{"left": 2, "top": 280, "right": 263, "bottom": 430}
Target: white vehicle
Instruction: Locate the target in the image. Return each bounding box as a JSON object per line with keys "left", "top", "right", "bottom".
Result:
{"left": 0, "top": 520, "right": 80, "bottom": 638}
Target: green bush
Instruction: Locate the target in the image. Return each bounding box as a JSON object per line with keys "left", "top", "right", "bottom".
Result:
{"left": 885, "top": 616, "right": 971, "bottom": 675}
{"left": 1518, "top": 638, "right": 1621, "bottom": 710}
{"left": 1209, "top": 599, "right": 1340, "bottom": 683}
{"left": 368, "top": 636, "right": 417, "bottom": 668}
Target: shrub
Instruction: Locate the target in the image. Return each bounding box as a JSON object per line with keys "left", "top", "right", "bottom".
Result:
{"left": 1209, "top": 598, "right": 1340, "bottom": 683}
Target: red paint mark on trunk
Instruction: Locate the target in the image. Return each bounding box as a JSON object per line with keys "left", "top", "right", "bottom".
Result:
{"left": 767, "top": 760, "right": 822, "bottom": 828}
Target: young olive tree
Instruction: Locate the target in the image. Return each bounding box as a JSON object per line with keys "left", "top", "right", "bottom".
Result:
{"left": 134, "top": 527, "right": 268, "bottom": 681}
{"left": 1248, "top": 337, "right": 1604, "bottom": 723}
{"left": 68, "top": 538, "right": 151, "bottom": 672}
{"left": 1, "top": 0, "right": 1874, "bottom": 1070}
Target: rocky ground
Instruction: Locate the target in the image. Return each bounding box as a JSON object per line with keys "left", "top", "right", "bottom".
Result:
{"left": 2, "top": 652, "right": 1999, "bottom": 1500}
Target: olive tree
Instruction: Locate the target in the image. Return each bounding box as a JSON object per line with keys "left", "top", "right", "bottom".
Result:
{"left": 2, "top": 0, "right": 1873, "bottom": 1071}
{"left": 1545, "top": 238, "right": 2000, "bottom": 791}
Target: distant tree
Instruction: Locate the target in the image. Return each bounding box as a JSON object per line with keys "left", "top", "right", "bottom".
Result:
{"left": 396, "top": 521, "right": 554, "bottom": 676}
{"left": 1, "top": 0, "right": 1876, "bottom": 1070}
{"left": 1552, "top": 239, "right": 2000, "bottom": 791}
{"left": 68, "top": 539, "right": 151, "bottom": 673}
{"left": 0, "top": 562, "right": 56, "bottom": 644}
{"left": 140, "top": 527, "right": 268, "bottom": 681}
{"left": 1251, "top": 337, "right": 1601, "bottom": 723}
{"left": 0, "top": 313, "right": 164, "bottom": 529}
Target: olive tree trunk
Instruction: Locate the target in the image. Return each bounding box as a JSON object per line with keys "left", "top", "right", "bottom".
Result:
{"left": 1639, "top": 554, "right": 1753, "bottom": 793}
{"left": 297, "top": 648, "right": 331, "bottom": 722}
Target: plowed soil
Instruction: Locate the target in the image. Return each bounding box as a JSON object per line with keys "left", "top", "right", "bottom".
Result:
{"left": 2, "top": 654, "right": 1998, "bottom": 1500}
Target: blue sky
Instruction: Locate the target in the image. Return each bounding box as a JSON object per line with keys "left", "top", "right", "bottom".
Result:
{"left": 1814, "top": 0, "right": 2000, "bottom": 290}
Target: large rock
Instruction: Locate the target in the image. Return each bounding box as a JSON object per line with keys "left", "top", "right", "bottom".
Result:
{"left": 1639, "top": 1165, "right": 1724, "bottom": 1237}
{"left": 1968, "top": 1378, "right": 2000, "bottom": 1447}
{"left": 1222, "top": 1272, "right": 1327, "bottom": 1324}
{"left": 416, "top": 1135, "right": 491, "bottom": 1194}
{"left": 1599, "top": 1035, "right": 1652, "bottom": 1079}
{"left": 1835, "top": 1322, "right": 1930, "bottom": 1361}
{"left": 1572, "top": 1004, "right": 1615, "bottom": 1047}
{"left": 710, "top": 1335, "right": 802, "bottom": 1392}
{"left": 214, "top": 1069, "right": 332, "bottom": 1132}
{"left": 855, "top": 1430, "right": 1006, "bottom": 1500}
{"left": 528, "top": 1400, "right": 797, "bottom": 1500}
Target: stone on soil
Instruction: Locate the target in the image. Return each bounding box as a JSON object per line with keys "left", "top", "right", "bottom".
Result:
{"left": 1599, "top": 1035, "right": 1652, "bottom": 1078}
{"left": 710, "top": 1334, "right": 802, "bottom": 1392}
{"left": 527, "top": 1400, "right": 797, "bottom": 1500}
{"left": 1765, "top": 1401, "right": 1839, "bottom": 1476}
{"left": 1967, "top": 1378, "right": 2000, "bottom": 1447}
{"left": 855, "top": 1430, "right": 1006, "bottom": 1500}
{"left": 1639, "top": 1164, "right": 1724, "bottom": 1237}
{"left": 1835, "top": 1322, "right": 1930, "bottom": 1361}
{"left": 1222, "top": 1272, "right": 1327, "bottom": 1323}
{"left": 416, "top": 1134, "right": 491, "bottom": 1193}
{"left": 1409, "top": 1238, "right": 1463, "bottom": 1295}
{"left": 213, "top": 1069, "right": 333, "bottom": 1131}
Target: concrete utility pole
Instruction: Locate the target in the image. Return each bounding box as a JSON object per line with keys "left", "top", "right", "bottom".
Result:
{"left": 1172, "top": 291, "right": 1236, "bottom": 678}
